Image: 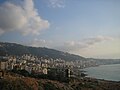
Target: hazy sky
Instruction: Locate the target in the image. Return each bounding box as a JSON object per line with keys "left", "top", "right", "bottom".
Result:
{"left": 0, "top": 0, "right": 120, "bottom": 59}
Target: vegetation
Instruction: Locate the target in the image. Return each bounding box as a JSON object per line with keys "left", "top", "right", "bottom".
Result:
{"left": 0, "top": 42, "right": 85, "bottom": 61}
{"left": 0, "top": 71, "right": 120, "bottom": 90}
{"left": 10, "top": 69, "right": 69, "bottom": 83}
{"left": 11, "top": 69, "right": 30, "bottom": 77}
{"left": 0, "top": 77, "right": 37, "bottom": 90}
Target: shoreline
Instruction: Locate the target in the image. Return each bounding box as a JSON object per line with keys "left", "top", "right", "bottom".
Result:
{"left": 81, "top": 64, "right": 120, "bottom": 82}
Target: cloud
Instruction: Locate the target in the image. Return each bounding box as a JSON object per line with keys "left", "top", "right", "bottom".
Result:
{"left": 57, "top": 36, "right": 114, "bottom": 52}
{"left": 84, "top": 36, "right": 114, "bottom": 46}
{"left": 26, "top": 36, "right": 114, "bottom": 54}
{"left": 0, "top": 0, "right": 50, "bottom": 35}
{"left": 48, "top": 0, "right": 65, "bottom": 8}
{"left": 28, "top": 38, "right": 53, "bottom": 48}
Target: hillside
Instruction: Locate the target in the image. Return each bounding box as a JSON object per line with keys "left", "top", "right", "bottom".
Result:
{"left": 0, "top": 42, "right": 86, "bottom": 61}
{"left": 0, "top": 71, "right": 120, "bottom": 90}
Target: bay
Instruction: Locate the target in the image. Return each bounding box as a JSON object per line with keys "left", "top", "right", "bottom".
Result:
{"left": 83, "top": 64, "right": 120, "bottom": 81}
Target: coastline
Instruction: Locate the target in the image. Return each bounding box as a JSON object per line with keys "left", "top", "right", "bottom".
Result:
{"left": 81, "top": 64, "right": 120, "bottom": 82}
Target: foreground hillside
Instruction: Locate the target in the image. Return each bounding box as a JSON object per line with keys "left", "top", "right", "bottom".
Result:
{"left": 0, "top": 42, "right": 85, "bottom": 61}
{"left": 0, "top": 71, "right": 120, "bottom": 90}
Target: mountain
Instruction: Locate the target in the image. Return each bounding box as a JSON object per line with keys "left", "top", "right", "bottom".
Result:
{"left": 0, "top": 42, "right": 86, "bottom": 61}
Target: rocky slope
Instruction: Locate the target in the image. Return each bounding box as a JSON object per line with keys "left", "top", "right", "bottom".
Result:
{"left": 0, "top": 71, "right": 120, "bottom": 90}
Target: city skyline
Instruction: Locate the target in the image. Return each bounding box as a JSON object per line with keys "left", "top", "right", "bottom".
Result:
{"left": 0, "top": 0, "right": 120, "bottom": 59}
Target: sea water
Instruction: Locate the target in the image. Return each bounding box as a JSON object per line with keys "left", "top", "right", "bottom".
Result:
{"left": 84, "top": 64, "right": 120, "bottom": 81}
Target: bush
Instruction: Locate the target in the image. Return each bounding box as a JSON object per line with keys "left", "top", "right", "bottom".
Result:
{"left": 44, "top": 82, "right": 59, "bottom": 90}
{"left": 11, "top": 69, "right": 30, "bottom": 77}
{"left": 0, "top": 78, "right": 30, "bottom": 90}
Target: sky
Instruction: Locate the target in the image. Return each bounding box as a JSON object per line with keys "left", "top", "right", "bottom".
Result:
{"left": 0, "top": 0, "right": 120, "bottom": 59}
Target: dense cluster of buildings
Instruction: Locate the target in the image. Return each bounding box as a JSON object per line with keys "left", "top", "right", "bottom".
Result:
{"left": 0, "top": 54, "right": 98, "bottom": 78}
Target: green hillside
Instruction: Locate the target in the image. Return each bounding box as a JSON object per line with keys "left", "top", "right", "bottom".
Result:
{"left": 0, "top": 42, "right": 86, "bottom": 61}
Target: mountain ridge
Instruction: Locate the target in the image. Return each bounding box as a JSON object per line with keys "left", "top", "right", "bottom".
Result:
{"left": 0, "top": 42, "right": 86, "bottom": 61}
